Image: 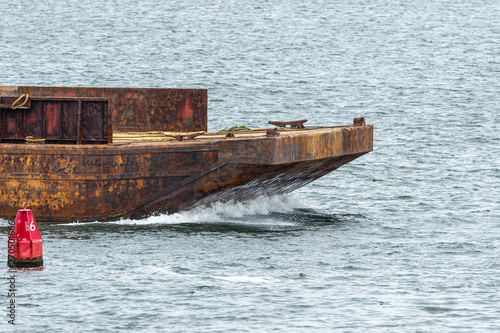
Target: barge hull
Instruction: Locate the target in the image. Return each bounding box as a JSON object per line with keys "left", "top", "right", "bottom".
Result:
{"left": 0, "top": 125, "right": 372, "bottom": 222}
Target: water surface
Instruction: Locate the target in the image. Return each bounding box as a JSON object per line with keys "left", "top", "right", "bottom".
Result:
{"left": 1, "top": 0, "right": 499, "bottom": 331}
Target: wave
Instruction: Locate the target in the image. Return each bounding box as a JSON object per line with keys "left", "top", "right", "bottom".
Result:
{"left": 63, "top": 194, "right": 307, "bottom": 226}
{"left": 210, "top": 275, "right": 276, "bottom": 283}
{"left": 0, "top": 218, "right": 12, "bottom": 227}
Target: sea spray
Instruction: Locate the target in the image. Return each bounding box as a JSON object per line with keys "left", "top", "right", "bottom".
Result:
{"left": 112, "top": 194, "right": 307, "bottom": 226}
{"left": 60, "top": 194, "right": 307, "bottom": 226}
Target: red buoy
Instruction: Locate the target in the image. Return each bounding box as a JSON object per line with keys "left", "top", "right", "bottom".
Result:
{"left": 7, "top": 203, "right": 43, "bottom": 268}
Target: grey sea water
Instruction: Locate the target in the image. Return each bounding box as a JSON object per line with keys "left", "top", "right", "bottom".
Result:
{"left": 1, "top": 0, "right": 499, "bottom": 331}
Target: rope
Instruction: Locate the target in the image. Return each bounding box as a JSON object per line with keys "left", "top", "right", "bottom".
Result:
{"left": 219, "top": 125, "right": 251, "bottom": 132}
{"left": 11, "top": 94, "right": 29, "bottom": 110}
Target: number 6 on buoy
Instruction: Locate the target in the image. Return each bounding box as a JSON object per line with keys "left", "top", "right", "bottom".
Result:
{"left": 25, "top": 221, "right": 36, "bottom": 232}
{"left": 7, "top": 203, "right": 43, "bottom": 268}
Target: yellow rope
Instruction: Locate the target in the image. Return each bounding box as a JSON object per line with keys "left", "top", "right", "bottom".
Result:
{"left": 25, "top": 137, "right": 45, "bottom": 144}
{"left": 11, "top": 94, "right": 29, "bottom": 109}
{"left": 218, "top": 125, "right": 251, "bottom": 132}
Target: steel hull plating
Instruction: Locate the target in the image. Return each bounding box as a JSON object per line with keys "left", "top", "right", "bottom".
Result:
{"left": 0, "top": 125, "right": 373, "bottom": 222}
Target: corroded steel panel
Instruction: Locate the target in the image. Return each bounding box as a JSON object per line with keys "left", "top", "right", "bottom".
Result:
{"left": 0, "top": 142, "right": 219, "bottom": 222}
{"left": 1, "top": 109, "right": 22, "bottom": 138}
{"left": 61, "top": 101, "right": 79, "bottom": 139}
{"left": 216, "top": 125, "right": 373, "bottom": 165}
{"left": 1, "top": 86, "right": 208, "bottom": 132}
{"left": 0, "top": 97, "right": 110, "bottom": 144}
{"left": 26, "top": 100, "right": 43, "bottom": 137}
{"left": 82, "top": 101, "right": 108, "bottom": 141}
{"left": 43, "top": 102, "right": 61, "bottom": 139}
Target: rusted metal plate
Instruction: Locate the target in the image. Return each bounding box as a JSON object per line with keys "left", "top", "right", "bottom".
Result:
{"left": 0, "top": 86, "right": 207, "bottom": 132}
{"left": 0, "top": 96, "right": 111, "bottom": 144}
{"left": 216, "top": 125, "right": 373, "bottom": 165}
{"left": 0, "top": 142, "right": 219, "bottom": 222}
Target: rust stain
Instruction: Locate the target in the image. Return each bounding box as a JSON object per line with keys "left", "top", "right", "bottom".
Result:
{"left": 6, "top": 118, "right": 16, "bottom": 133}
{"left": 45, "top": 103, "right": 59, "bottom": 136}
{"left": 26, "top": 109, "right": 38, "bottom": 124}
{"left": 178, "top": 97, "right": 194, "bottom": 118}
{"left": 55, "top": 92, "right": 77, "bottom": 98}
{"left": 126, "top": 92, "right": 139, "bottom": 99}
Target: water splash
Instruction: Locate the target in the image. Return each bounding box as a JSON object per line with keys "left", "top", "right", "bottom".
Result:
{"left": 61, "top": 194, "right": 307, "bottom": 226}
{"left": 0, "top": 218, "right": 12, "bottom": 227}
{"left": 112, "top": 194, "right": 306, "bottom": 226}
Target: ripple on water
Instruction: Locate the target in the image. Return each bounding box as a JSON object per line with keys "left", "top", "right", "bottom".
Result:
{"left": 1, "top": 0, "right": 500, "bottom": 331}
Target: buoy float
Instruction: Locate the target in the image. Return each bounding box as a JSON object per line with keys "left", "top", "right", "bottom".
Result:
{"left": 7, "top": 203, "right": 43, "bottom": 268}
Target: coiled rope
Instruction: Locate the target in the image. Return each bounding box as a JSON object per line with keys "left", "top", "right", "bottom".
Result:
{"left": 11, "top": 94, "right": 29, "bottom": 110}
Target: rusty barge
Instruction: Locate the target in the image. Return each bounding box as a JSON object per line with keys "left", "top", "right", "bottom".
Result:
{"left": 0, "top": 86, "right": 373, "bottom": 222}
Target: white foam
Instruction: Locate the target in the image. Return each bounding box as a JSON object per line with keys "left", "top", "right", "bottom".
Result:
{"left": 110, "top": 194, "right": 306, "bottom": 226}
{"left": 146, "top": 266, "right": 197, "bottom": 278}
{"left": 0, "top": 218, "right": 12, "bottom": 227}
{"left": 61, "top": 221, "right": 101, "bottom": 226}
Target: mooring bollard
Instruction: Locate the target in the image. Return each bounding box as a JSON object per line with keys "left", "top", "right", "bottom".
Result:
{"left": 7, "top": 203, "right": 43, "bottom": 268}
